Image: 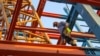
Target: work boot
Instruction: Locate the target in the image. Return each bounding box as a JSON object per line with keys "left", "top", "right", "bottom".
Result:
{"left": 70, "top": 39, "right": 77, "bottom": 46}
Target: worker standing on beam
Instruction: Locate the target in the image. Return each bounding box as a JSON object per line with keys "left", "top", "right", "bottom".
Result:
{"left": 53, "top": 21, "right": 77, "bottom": 46}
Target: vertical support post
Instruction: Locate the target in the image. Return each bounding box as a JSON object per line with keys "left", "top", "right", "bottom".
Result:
{"left": 37, "top": 0, "right": 46, "bottom": 17}
{"left": 82, "top": 39, "right": 87, "bottom": 47}
{"left": 66, "top": 5, "right": 78, "bottom": 30}
{"left": 6, "top": 0, "right": 22, "bottom": 40}
{"left": 32, "top": 0, "right": 46, "bottom": 28}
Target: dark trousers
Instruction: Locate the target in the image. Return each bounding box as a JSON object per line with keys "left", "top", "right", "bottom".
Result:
{"left": 61, "top": 34, "right": 73, "bottom": 44}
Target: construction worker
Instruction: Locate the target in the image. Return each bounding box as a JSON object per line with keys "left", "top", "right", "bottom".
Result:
{"left": 53, "top": 21, "right": 77, "bottom": 46}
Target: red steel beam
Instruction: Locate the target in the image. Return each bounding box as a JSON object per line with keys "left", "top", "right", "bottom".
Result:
{"left": 32, "top": 0, "right": 46, "bottom": 28}
{"left": 68, "top": 0, "right": 100, "bottom": 7}
{"left": 27, "top": 11, "right": 66, "bottom": 19}
{"left": 6, "top": 0, "right": 22, "bottom": 40}
{"left": 42, "top": 12, "right": 64, "bottom": 18}
{"left": 0, "top": 41, "right": 86, "bottom": 56}
{"left": 15, "top": 26, "right": 95, "bottom": 39}
{"left": 36, "top": 0, "right": 46, "bottom": 17}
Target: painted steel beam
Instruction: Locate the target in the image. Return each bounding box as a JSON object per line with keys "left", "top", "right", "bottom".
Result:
{"left": 74, "top": 4, "right": 100, "bottom": 40}
{"left": 42, "top": 12, "right": 84, "bottom": 21}
{"left": 42, "top": 12, "right": 67, "bottom": 19}
{"left": 36, "top": 0, "right": 46, "bottom": 17}
{"left": 32, "top": 0, "right": 46, "bottom": 28}
{"left": 48, "top": 32, "right": 95, "bottom": 39}
{"left": 49, "top": 0, "right": 100, "bottom": 7}
{"left": 27, "top": 10, "right": 83, "bottom": 21}
{"left": 66, "top": 5, "right": 78, "bottom": 30}
{"left": 68, "top": 0, "right": 100, "bottom": 7}
{"left": 6, "top": 0, "right": 22, "bottom": 40}
{"left": 0, "top": 41, "right": 86, "bottom": 56}
{"left": 15, "top": 26, "right": 95, "bottom": 39}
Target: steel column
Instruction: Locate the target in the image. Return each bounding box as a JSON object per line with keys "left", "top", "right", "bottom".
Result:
{"left": 36, "top": 0, "right": 46, "bottom": 17}
{"left": 32, "top": 0, "right": 46, "bottom": 28}
{"left": 6, "top": 0, "right": 22, "bottom": 40}
{"left": 66, "top": 5, "right": 78, "bottom": 30}
{"left": 75, "top": 4, "right": 100, "bottom": 40}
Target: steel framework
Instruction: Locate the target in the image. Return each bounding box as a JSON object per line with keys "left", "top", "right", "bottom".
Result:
{"left": 0, "top": 0, "right": 100, "bottom": 56}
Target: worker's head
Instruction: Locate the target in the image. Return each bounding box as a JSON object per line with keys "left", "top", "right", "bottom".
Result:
{"left": 53, "top": 21, "right": 59, "bottom": 27}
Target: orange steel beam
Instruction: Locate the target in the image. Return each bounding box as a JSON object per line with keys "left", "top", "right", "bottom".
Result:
{"left": 15, "top": 26, "right": 95, "bottom": 39}
{"left": 6, "top": 0, "right": 22, "bottom": 40}
{"left": 48, "top": 32, "right": 95, "bottom": 39}
{"left": 0, "top": 41, "right": 86, "bottom": 56}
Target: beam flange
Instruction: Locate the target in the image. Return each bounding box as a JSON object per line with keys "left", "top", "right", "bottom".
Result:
{"left": 0, "top": 41, "right": 86, "bottom": 56}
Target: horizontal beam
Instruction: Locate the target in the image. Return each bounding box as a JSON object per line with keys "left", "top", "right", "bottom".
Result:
{"left": 26, "top": 11, "right": 83, "bottom": 21}
{"left": 68, "top": 0, "right": 100, "bottom": 7}
{"left": 49, "top": 0, "right": 100, "bottom": 7}
{"left": 48, "top": 32, "right": 95, "bottom": 39}
{"left": 0, "top": 40, "right": 86, "bottom": 56}
{"left": 15, "top": 26, "right": 95, "bottom": 39}
{"left": 42, "top": 12, "right": 83, "bottom": 21}
{"left": 42, "top": 12, "right": 67, "bottom": 19}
